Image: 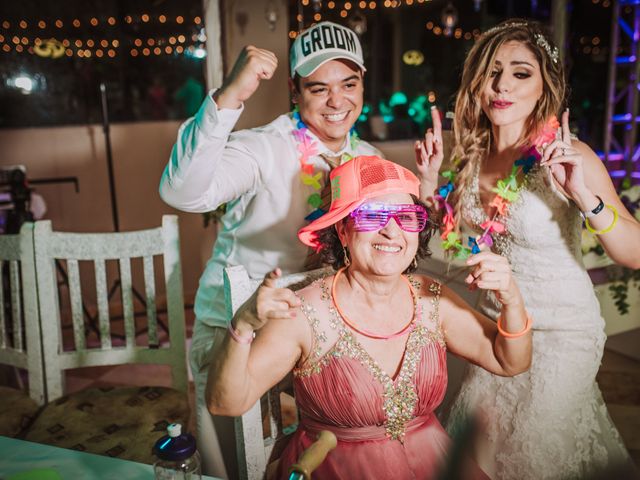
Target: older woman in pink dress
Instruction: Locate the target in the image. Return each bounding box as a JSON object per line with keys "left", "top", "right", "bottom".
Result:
{"left": 206, "top": 155, "right": 532, "bottom": 479}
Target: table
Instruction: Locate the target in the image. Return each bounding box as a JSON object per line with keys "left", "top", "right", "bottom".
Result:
{"left": 0, "top": 436, "right": 220, "bottom": 480}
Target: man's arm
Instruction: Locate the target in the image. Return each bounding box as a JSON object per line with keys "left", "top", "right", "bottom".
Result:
{"left": 159, "top": 46, "right": 278, "bottom": 213}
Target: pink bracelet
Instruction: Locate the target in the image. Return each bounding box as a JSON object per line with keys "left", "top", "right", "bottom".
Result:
{"left": 227, "top": 322, "right": 255, "bottom": 344}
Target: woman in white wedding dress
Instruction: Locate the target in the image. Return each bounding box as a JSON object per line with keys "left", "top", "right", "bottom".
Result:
{"left": 415, "top": 20, "right": 640, "bottom": 479}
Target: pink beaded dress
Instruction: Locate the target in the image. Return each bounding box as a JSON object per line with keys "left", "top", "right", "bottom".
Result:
{"left": 275, "top": 275, "right": 487, "bottom": 480}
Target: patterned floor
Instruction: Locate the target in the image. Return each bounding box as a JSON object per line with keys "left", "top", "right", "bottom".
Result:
{"left": 61, "top": 340, "right": 640, "bottom": 469}
{"left": 4, "top": 311, "right": 638, "bottom": 472}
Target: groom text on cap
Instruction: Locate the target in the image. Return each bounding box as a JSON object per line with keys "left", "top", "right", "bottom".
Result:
{"left": 300, "top": 24, "right": 358, "bottom": 57}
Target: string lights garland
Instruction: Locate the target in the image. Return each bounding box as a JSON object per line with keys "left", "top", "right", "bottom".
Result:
{"left": 0, "top": 14, "right": 205, "bottom": 58}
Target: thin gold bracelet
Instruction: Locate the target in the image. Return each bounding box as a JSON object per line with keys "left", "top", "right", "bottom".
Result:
{"left": 585, "top": 205, "right": 619, "bottom": 235}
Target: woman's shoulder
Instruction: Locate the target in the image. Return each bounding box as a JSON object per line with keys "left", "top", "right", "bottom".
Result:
{"left": 411, "top": 274, "right": 470, "bottom": 314}
{"left": 294, "top": 273, "right": 336, "bottom": 304}
{"left": 409, "top": 273, "right": 442, "bottom": 297}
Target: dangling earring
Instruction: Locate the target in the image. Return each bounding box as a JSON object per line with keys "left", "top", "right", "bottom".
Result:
{"left": 411, "top": 257, "right": 418, "bottom": 271}
{"left": 342, "top": 245, "right": 351, "bottom": 267}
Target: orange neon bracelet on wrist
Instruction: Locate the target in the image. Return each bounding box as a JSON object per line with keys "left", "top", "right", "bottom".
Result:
{"left": 496, "top": 313, "right": 532, "bottom": 338}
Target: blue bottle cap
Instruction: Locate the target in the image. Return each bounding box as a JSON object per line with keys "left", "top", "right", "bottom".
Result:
{"left": 153, "top": 423, "right": 197, "bottom": 462}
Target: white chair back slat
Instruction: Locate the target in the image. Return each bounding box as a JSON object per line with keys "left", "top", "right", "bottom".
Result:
{"left": 94, "top": 259, "right": 112, "bottom": 349}
{"left": 66, "top": 259, "right": 86, "bottom": 351}
{"left": 142, "top": 255, "right": 158, "bottom": 346}
{"left": 9, "top": 260, "right": 23, "bottom": 351}
{"left": 118, "top": 258, "right": 135, "bottom": 348}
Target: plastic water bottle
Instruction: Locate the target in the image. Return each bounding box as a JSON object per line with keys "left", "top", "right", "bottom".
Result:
{"left": 153, "top": 423, "right": 201, "bottom": 479}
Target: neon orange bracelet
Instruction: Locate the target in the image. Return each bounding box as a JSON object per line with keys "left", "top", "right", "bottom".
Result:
{"left": 496, "top": 313, "right": 532, "bottom": 338}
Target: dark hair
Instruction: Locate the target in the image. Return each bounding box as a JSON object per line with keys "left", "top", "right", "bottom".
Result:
{"left": 293, "top": 73, "right": 302, "bottom": 92}
{"left": 316, "top": 196, "right": 434, "bottom": 273}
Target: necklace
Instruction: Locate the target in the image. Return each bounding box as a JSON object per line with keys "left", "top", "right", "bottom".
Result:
{"left": 435, "top": 116, "right": 559, "bottom": 259}
{"left": 290, "top": 109, "right": 360, "bottom": 222}
{"left": 331, "top": 267, "right": 418, "bottom": 340}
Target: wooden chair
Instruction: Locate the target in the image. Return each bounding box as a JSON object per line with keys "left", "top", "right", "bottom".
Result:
{"left": 0, "top": 222, "right": 46, "bottom": 437}
{"left": 24, "top": 215, "right": 189, "bottom": 463}
{"left": 223, "top": 265, "right": 331, "bottom": 480}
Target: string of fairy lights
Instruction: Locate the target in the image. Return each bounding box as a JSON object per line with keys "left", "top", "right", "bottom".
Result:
{"left": 290, "top": 0, "right": 432, "bottom": 36}
{"left": 290, "top": 0, "right": 615, "bottom": 59}
{"left": 0, "top": 14, "right": 205, "bottom": 59}
{"left": 1, "top": 1, "right": 620, "bottom": 59}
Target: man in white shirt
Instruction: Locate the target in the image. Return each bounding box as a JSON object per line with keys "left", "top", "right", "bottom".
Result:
{"left": 159, "top": 21, "right": 381, "bottom": 478}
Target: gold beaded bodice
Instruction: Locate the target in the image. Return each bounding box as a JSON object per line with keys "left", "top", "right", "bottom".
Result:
{"left": 293, "top": 275, "right": 446, "bottom": 441}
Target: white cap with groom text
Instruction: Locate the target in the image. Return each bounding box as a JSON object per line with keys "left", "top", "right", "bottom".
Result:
{"left": 289, "top": 21, "right": 366, "bottom": 78}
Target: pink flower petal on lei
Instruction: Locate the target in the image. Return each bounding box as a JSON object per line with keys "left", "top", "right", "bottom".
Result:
{"left": 292, "top": 128, "right": 307, "bottom": 143}
{"left": 530, "top": 115, "right": 560, "bottom": 147}
{"left": 440, "top": 213, "right": 455, "bottom": 239}
{"left": 441, "top": 227, "right": 454, "bottom": 240}
{"left": 478, "top": 232, "right": 493, "bottom": 247}
{"left": 433, "top": 195, "right": 454, "bottom": 215}
{"left": 480, "top": 220, "right": 505, "bottom": 234}
{"left": 489, "top": 196, "right": 509, "bottom": 216}
{"left": 301, "top": 162, "right": 315, "bottom": 175}
{"left": 297, "top": 133, "right": 319, "bottom": 159}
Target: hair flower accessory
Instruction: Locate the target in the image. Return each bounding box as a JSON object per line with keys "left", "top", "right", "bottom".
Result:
{"left": 482, "top": 22, "right": 559, "bottom": 64}
{"left": 534, "top": 33, "right": 560, "bottom": 64}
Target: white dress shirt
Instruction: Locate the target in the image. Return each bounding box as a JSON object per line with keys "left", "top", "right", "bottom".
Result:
{"left": 160, "top": 92, "right": 381, "bottom": 328}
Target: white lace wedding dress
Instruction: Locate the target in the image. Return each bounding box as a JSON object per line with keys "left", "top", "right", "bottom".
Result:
{"left": 445, "top": 163, "right": 632, "bottom": 479}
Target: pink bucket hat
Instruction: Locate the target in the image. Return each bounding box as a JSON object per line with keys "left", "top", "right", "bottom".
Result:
{"left": 298, "top": 155, "right": 420, "bottom": 247}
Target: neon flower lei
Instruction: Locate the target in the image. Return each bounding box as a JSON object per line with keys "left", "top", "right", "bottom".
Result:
{"left": 291, "top": 108, "right": 360, "bottom": 222}
{"left": 434, "top": 116, "right": 560, "bottom": 259}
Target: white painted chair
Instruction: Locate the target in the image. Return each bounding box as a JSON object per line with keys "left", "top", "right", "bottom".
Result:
{"left": 24, "top": 215, "right": 189, "bottom": 463}
{"left": 0, "top": 223, "right": 46, "bottom": 437}
{"left": 0, "top": 222, "right": 45, "bottom": 403}
{"left": 33, "top": 215, "right": 188, "bottom": 399}
{"left": 223, "top": 265, "right": 331, "bottom": 480}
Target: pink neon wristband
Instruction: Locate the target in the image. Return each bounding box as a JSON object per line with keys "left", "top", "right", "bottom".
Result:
{"left": 228, "top": 322, "right": 255, "bottom": 344}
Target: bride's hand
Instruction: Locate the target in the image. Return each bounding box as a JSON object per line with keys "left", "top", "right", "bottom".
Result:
{"left": 415, "top": 106, "right": 444, "bottom": 196}
{"left": 540, "top": 110, "right": 588, "bottom": 201}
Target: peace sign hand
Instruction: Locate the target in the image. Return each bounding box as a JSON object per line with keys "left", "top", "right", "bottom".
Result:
{"left": 540, "top": 110, "right": 587, "bottom": 200}
{"left": 232, "top": 268, "right": 301, "bottom": 337}
{"left": 415, "top": 106, "right": 444, "bottom": 198}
